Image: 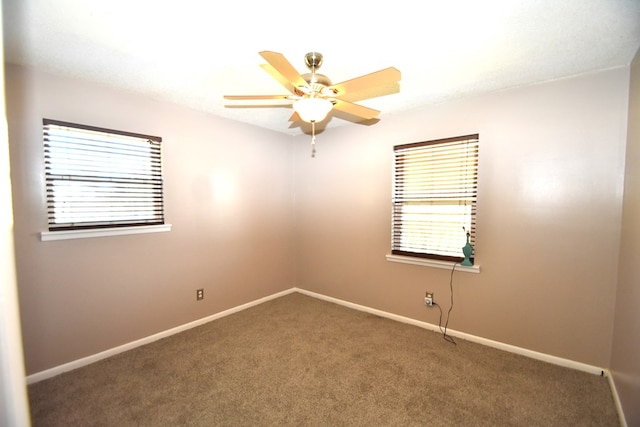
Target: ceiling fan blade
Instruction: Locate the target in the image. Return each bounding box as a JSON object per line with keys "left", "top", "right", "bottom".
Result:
{"left": 259, "top": 51, "right": 309, "bottom": 92}
{"left": 288, "top": 111, "right": 302, "bottom": 122}
{"left": 260, "top": 64, "right": 298, "bottom": 94}
{"left": 332, "top": 99, "right": 380, "bottom": 120}
{"left": 336, "top": 82, "right": 400, "bottom": 103}
{"left": 224, "top": 94, "right": 292, "bottom": 100}
{"left": 331, "top": 67, "right": 401, "bottom": 98}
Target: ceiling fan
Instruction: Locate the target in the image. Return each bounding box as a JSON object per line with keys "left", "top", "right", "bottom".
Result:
{"left": 224, "top": 51, "right": 401, "bottom": 156}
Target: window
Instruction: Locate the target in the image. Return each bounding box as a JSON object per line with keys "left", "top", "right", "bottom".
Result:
{"left": 392, "top": 134, "right": 479, "bottom": 262}
{"left": 43, "top": 119, "right": 165, "bottom": 232}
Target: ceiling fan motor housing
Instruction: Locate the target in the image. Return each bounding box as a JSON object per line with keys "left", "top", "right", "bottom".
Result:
{"left": 302, "top": 73, "right": 332, "bottom": 87}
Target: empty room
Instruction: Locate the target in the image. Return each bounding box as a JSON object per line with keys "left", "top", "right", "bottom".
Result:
{"left": 1, "top": 1, "right": 639, "bottom": 425}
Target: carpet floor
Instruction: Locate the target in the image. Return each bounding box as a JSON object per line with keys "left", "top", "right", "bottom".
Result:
{"left": 28, "top": 292, "right": 619, "bottom": 426}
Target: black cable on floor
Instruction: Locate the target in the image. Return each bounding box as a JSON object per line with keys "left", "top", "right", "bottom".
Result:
{"left": 435, "top": 262, "right": 457, "bottom": 345}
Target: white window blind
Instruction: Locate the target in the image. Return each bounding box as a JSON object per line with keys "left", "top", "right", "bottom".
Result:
{"left": 392, "top": 134, "right": 479, "bottom": 262}
{"left": 43, "top": 119, "right": 164, "bottom": 231}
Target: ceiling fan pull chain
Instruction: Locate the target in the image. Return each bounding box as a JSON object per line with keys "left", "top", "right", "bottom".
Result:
{"left": 311, "top": 121, "right": 316, "bottom": 158}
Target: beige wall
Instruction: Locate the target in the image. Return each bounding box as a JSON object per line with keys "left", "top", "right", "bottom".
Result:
{"left": 5, "top": 61, "right": 633, "bottom": 381}
{"left": 6, "top": 64, "right": 296, "bottom": 374}
{"left": 294, "top": 67, "right": 629, "bottom": 368}
{"left": 611, "top": 47, "right": 640, "bottom": 427}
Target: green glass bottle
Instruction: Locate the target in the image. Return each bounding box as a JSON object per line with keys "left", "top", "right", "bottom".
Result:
{"left": 462, "top": 232, "right": 474, "bottom": 266}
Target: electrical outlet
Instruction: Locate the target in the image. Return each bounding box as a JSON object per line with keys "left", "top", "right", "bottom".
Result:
{"left": 424, "top": 291, "right": 434, "bottom": 307}
{"left": 196, "top": 289, "right": 204, "bottom": 301}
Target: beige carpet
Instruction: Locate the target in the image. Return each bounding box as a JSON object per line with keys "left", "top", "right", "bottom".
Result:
{"left": 28, "top": 292, "right": 619, "bottom": 426}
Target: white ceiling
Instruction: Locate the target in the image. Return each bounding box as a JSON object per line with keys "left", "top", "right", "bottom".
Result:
{"left": 3, "top": 0, "right": 640, "bottom": 136}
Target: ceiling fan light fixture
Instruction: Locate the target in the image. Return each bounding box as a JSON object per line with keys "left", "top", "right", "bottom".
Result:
{"left": 293, "top": 97, "right": 333, "bottom": 123}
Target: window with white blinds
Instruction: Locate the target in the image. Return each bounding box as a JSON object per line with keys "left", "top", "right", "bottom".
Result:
{"left": 43, "top": 119, "right": 164, "bottom": 231}
{"left": 392, "top": 134, "right": 479, "bottom": 262}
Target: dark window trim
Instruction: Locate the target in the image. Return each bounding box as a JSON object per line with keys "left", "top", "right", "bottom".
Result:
{"left": 43, "top": 118, "right": 165, "bottom": 232}
{"left": 391, "top": 250, "right": 464, "bottom": 263}
{"left": 394, "top": 134, "right": 478, "bottom": 151}
{"left": 43, "top": 119, "right": 161, "bottom": 142}
{"left": 392, "top": 134, "right": 479, "bottom": 262}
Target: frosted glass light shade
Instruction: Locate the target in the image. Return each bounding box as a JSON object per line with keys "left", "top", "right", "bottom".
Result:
{"left": 293, "top": 98, "right": 333, "bottom": 123}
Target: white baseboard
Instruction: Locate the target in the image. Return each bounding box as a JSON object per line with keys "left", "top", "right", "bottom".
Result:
{"left": 27, "top": 286, "right": 627, "bottom": 423}
{"left": 294, "top": 288, "right": 605, "bottom": 375}
{"left": 27, "top": 285, "right": 624, "bottom": 426}
{"left": 605, "top": 369, "right": 628, "bottom": 427}
{"left": 296, "top": 288, "right": 628, "bottom": 424}
{"left": 26, "top": 288, "right": 296, "bottom": 384}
